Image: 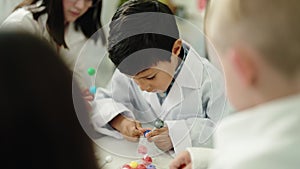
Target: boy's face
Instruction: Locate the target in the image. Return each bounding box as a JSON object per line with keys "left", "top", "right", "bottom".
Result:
{"left": 131, "top": 39, "right": 182, "bottom": 93}
{"left": 132, "top": 59, "right": 177, "bottom": 93}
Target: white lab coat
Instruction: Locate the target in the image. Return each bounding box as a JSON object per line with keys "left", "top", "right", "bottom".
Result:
{"left": 91, "top": 43, "right": 228, "bottom": 153}
{"left": 188, "top": 94, "right": 300, "bottom": 169}
{"left": 1, "top": 6, "right": 113, "bottom": 88}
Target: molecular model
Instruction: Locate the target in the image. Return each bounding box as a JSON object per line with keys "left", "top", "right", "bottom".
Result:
{"left": 87, "top": 67, "right": 97, "bottom": 94}
{"left": 124, "top": 119, "right": 165, "bottom": 169}
{"left": 121, "top": 155, "right": 156, "bottom": 169}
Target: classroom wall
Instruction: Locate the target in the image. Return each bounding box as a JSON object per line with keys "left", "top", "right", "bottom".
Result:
{"left": 0, "top": 0, "right": 23, "bottom": 24}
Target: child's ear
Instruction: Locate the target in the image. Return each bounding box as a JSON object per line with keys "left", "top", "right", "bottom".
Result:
{"left": 172, "top": 39, "right": 182, "bottom": 57}
{"left": 229, "top": 46, "right": 257, "bottom": 87}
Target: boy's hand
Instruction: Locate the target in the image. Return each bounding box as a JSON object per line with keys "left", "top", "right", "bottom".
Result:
{"left": 109, "top": 114, "right": 145, "bottom": 142}
{"left": 169, "top": 150, "right": 192, "bottom": 169}
{"left": 146, "top": 127, "right": 173, "bottom": 151}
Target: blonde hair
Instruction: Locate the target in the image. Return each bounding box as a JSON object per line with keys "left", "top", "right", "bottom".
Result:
{"left": 206, "top": 0, "right": 300, "bottom": 76}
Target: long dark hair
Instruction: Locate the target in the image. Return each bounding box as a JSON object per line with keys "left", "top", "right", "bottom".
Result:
{"left": 0, "top": 32, "right": 100, "bottom": 169}
{"left": 15, "top": 0, "right": 106, "bottom": 48}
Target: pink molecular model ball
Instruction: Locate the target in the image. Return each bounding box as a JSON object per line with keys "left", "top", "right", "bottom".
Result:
{"left": 138, "top": 145, "right": 148, "bottom": 155}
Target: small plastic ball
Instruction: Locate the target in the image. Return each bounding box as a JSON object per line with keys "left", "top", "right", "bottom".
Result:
{"left": 122, "top": 164, "right": 132, "bottom": 169}
{"left": 105, "top": 155, "right": 112, "bottom": 163}
{"left": 138, "top": 145, "right": 148, "bottom": 155}
{"left": 146, "top": 164, "right": 156, "bottom": 169}
{"left": 129, "top": 161, "right": 139, "bottom": 168}
{"left": 143, "top": 130, "right": 151, "bottom": 137}
{"left": 136, "top": 164, "right": 147, "bottom": 169}
{"left": 142, "top": 155, "right": 152, "bottom": 165}
{"left": 87, "top": 68, "right": 96, "bottom": 76}
{"left": 89, "top": 86, "right": 97, "bottom": 94}
{"left": 154, "top": 119, "right": 164, "bottom": 128}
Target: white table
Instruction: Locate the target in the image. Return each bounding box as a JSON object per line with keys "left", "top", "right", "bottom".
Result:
{"left": 94, "top": 136, "right": 174, "bottom": 169}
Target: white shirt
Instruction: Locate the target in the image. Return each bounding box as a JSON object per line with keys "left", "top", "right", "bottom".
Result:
{"left": 188, "top": 94, "right": 300, "bottom": 169}
{"left": 211, "top": 94, "right": 300, "bottom": 169}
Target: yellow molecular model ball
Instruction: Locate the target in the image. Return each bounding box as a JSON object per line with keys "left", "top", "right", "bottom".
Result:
{"left": 129, "top": 161, "right": 139, "bottom": 168}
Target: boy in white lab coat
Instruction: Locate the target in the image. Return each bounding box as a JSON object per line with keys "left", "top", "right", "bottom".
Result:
{"left": 170, "top": 0, "right": 300, "bottom": 168}
{"left": 92, "top": 0, "right": 228, "bottom": 153}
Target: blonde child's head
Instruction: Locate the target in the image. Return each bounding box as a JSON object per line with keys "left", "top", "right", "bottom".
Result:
{"left": 206, "top": 0, "right": 300, "bottom": 110}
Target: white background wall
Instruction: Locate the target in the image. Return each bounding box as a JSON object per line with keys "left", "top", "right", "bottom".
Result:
{"left": 0, "top": 0, "right": 23, "bottom": 24}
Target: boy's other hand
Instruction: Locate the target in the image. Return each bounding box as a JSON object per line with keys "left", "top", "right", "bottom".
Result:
{"left": 146, "top": 127, "right": 173, "bottom": 151}
{"left": 169, "top": 150, "right": 192, "bottom": 169}
{"left": 109, "top": 114, "right": 145, "bottom": 142}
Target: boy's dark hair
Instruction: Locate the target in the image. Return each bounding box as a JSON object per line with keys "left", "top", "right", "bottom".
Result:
{"left": 108, "top": 0, "right": 180, "bottom": 76}
{"left": 16, "top": 0, "right": 106, "bottom": 48}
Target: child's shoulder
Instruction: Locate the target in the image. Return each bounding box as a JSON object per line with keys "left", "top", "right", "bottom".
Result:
{"left": 184, "top": 43, "right": 219, "bottom": 73}
{"left": 1, "top": 7, "right": 45, "bottom": 36}
{"left": 184, "top": 43, "right": 223, "bottom": 84}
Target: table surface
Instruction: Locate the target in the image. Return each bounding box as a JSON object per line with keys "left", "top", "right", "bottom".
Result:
{"left": 94, "top": 136, "right": 174, "bottom": 169}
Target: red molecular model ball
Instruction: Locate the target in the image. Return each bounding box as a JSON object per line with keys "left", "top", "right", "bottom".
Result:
{"left": 136, "top": 164, "right": 147, "bottom": 169}
{"left": 142, "top": 155, "right": 152, "bottom": 165}
{"left": 122, "top": 164, "right": 132, "bottom": 169}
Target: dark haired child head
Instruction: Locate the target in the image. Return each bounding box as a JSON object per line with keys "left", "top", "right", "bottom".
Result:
{"left": 108, "top": 0, "right": 184, "bottom": 93}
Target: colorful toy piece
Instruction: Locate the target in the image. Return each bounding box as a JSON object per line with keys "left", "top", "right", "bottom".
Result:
{"left": 138, "top": 145, "right": 148, "bottom": 155}
{"left": 129, "top": 161, "right": 139, "bottom": 169}
{"left": 154, "top": 118, "right": 164, "bottom": 129}
{"left": 121, "top": 155, "right": 155, "bottom": 169}
{"left": 142, "top": 155, "right": 152, "bottom": 165}
{"left": 143, "top": 130, "right": 151, "bottom": 137}
{"left": 87, "top": 67, "right": 97, "bottom": 95}
{"left": 87, "top": 67, "right": 96, "bottom": 76}
{"left": 146, "top": 164, "right": 156, "bottom": 169}
{"left": 136, "top": 164, "right": 147, "bottom": 169}
{"left": 122, "top": 164, "right": 132, "bottom": 169}
{"left": 99, "top": 155, "right": 113, "bottom": 168}
{"left": 89, "top": 86, "right": 97, "bottom": 94}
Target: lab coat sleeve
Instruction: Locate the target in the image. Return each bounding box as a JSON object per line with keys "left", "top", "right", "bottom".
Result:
{"left": 165, "top": 117, "right": 216, "bottom": 154}
{"left": 186, "top": 147, "right": 214, "bottom": 169}
{"left": 91, "top": 69, "right": 136, "bottom": 139}
{"left": 165, "top": 120, "right": 192, "bottom": 154}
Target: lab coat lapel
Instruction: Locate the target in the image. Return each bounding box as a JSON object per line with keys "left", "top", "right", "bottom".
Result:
{"left": 161, "top": 45, "right": 202, "bottom": 118}
{"left": 143, "top": 92, "right": 162, "bottom": 117}
{"left": 161, "top": 82, "right": 184, "bottom": 117}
